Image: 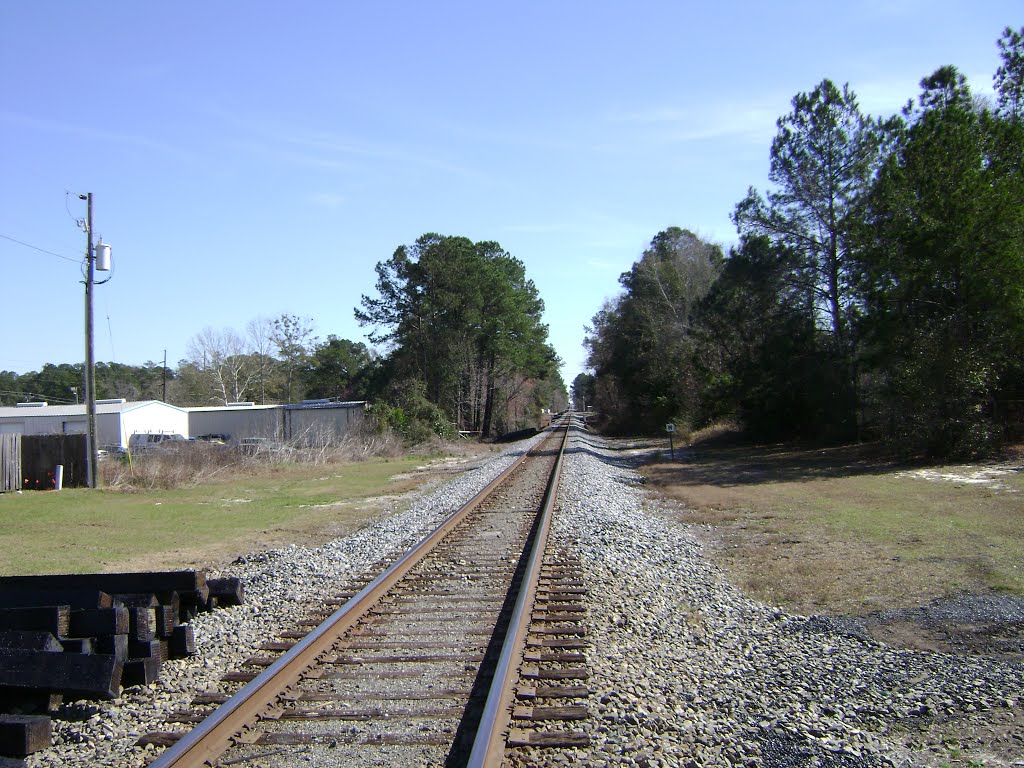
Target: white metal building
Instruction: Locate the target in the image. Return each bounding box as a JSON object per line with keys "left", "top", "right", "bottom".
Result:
{"left": 0, "top": 399, "right": 366, "bottom": 449}
{"left": 0, "top": 399, "right": 189, "bottom": 450}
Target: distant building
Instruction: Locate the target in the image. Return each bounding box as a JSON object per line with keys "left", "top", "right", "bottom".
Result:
{"left": 187, "top": 400, "right": 365, "bottom": 445}
{"left": 0, "top": 399, "right": 188, "bottom": 450}
{"left": 281, "top": 400, "right": 365, "bottom": 445}
{"left": 185, "top": 402, "right": 280, "bottom": 443}
{"left": 0, "top": 399, "right": 366, "bottom": 450}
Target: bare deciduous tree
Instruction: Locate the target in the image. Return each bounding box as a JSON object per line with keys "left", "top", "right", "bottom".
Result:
{"left": 187, "top": 327, "right": 257, "bottom": 405}
{"left": 246, "top": 316, "right": 276, "bottom": 404}
{"left": 271, "top": 314, "right": 315, "bottom": 404}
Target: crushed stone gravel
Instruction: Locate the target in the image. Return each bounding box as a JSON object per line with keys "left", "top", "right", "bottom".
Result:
{"left": 21, "top": 424, "right": 1024, "bottom": 768}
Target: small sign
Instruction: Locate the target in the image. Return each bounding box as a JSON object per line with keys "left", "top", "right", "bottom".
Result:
{"left": 665, "top": 423, "right": 676, "bottom": 433}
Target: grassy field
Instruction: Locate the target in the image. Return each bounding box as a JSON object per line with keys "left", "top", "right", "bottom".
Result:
{"left": 641, "top": 440, "right": 1024, "bottom": 617}
{"left": 0, "top": 455, "right": 451, "bottom": 576}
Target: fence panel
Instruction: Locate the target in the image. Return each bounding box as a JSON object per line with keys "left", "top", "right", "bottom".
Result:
{"left": 21, "top": 435, "right": 87, "bottom": 489}
{"left": 1, "top": 433, "right": 21, "bottom": 492}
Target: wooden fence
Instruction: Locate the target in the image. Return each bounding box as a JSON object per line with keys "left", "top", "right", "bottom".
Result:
{"left": 20, "top": 435, "right": 87, "bottom": 490}
{"left": 1, "top": 433, "right": 20, "bottom": 492}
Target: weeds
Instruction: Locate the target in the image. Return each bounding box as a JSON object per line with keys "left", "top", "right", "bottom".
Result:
{"left": 101, "top": 424, "right": 408, "bottom": 491}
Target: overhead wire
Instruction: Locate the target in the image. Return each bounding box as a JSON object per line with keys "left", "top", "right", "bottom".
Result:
{"left": 107, "top": 312, "right": 117, "bottom": 362}
{"left": 65, "top": 189, "right": 86, "bottom": 230}
{"left": 0, "top": 389, "right": 78, "bottom": 405}
{"left": 0, "top": 232, "right": 81, "bottom": 264}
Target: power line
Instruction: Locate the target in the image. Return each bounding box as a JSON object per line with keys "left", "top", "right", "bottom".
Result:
{"left": 0, "top": 389, "right": 78, "bottom": 405}
{"left": 0, "top": 232, "right": 81, "bottom": 264}
{"left": 65, "top": 189, "right": 86, "bottom": 229}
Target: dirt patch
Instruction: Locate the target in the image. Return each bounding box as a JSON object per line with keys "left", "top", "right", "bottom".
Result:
{"left": 865, "top": 594, "right": 1024, "bottom": 659}
{"left": 386, "top": 454, "right": 493, "bottom": 482}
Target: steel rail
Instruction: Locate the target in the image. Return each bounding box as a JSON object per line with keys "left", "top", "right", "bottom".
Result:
{"left": 147, "top": 436, "right": 544, "bottom": 768}
{"left": 465, "top": 412, "right": 573, "bottom": 768}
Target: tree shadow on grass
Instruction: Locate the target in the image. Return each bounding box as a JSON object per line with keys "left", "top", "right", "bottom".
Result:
{"left": 643, "top": 435, "right": 904, "bottom": 488}
{"left": 569, "top": 423, "right": 908, "bottom": 485}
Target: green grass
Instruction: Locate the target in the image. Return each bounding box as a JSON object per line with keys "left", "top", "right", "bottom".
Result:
{"left": 791, "top": 475, "right": 1024, "bottom": 596}
{"left": 644, "top": 444, "right": 1024, "bottom": 614}
{"left": 0, "top": 456, "right": 433, "bottom": 575}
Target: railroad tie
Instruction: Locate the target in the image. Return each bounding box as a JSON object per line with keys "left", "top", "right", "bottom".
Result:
{"left": 507, "top": 729, "right": 590, "bottom": 748}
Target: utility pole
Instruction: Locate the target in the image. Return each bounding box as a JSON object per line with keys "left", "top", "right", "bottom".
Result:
{"left": 82, "top": 193, "right": 98, "bottom": 488}
{"left": 80, "top": 193, "right": 111, "bottom": 488}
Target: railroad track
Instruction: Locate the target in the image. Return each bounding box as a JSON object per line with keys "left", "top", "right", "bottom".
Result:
{"left": 144, "top": 414, "right": 590, "bottom": 767}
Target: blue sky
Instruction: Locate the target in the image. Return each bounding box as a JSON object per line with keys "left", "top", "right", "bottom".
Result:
{"left": 1, "top": 2, "right": 1016, "bottom": 387}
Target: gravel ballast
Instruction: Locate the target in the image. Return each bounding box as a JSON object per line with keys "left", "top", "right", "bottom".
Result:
{"left": 22, "top": 425, "right": 1024, "bottom": 767}
{"left": 550, "top": 429, "right": 1024, "bottom": 768}
{"left": 25, "top": 436, "right": 543, "bottom": 768}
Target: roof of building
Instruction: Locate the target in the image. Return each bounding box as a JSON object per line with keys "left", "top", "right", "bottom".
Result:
{"left": 283, "top": 400, "right": 366, "bottom": 410}
{"left": 0, "top": 400, "right": 187, "bottom": 419}
{"left": 0, "top": 399, "right": 367, "bottom": 419}
{"left": 185, "top": 403, "right": 280, "bottom": 412}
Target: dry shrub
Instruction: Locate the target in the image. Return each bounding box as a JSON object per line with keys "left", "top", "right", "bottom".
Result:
{"left": 101, "top": 442, "right": 238, "bottom": 490}
{"left": 279, "top": 422, "right": 407, "bottom": 465}
{"left": 687, "top": 419, "right": 741, "bottom": 447}
{"left": 330, "top": 429, "right": 406, "bottom": 460}
{"left": 100, "top": 425, "right": 409, "bottom": 491}
{"left": 407, "top": 435, "right": 457, "bottom": 456}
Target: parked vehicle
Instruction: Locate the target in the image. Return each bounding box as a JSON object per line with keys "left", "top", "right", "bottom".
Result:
{"left": 128, "top": 432, "right": 187, "bottom": 452}
{"left": 98, "top": 444, "right": 127, "bottom": 459}
{"left": 238, "top": 436, "right": 267, "bottom": 455}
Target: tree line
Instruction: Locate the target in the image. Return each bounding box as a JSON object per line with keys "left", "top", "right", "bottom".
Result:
{"left": 2, "top": 233, "right": 566, "bottom": 441}
{"left": 356, "top": 233, "right": 566, "bottom": 440}
{"left": 0, "top": 317, "right": 377, "bottom": 410}
{"left": 578, "top": 27, "right": 1024, "bottom": 458}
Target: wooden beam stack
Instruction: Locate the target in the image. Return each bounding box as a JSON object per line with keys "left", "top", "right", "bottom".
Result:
{"left": 0, "top": 570, "right": 242, "bottom": 759}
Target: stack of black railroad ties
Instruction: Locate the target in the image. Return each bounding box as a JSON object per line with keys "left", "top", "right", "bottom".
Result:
{"left": 0, "top": 570, "right": 243, "bottom": 763}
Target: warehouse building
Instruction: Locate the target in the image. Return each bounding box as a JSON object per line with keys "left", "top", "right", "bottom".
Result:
{"left": 0, "top": 399, "right": 365, "bottom": 449}
{"left": 187, "top": 400, "right": 365, "bottom": 445}
{"left": 0, "top": 399, "right": 188, "bottom": 451}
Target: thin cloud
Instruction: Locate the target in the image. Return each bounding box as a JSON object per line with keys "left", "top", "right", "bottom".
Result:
{"left": 584, "top": 256, "right": 626, "bottom": 271}
{"left": 609, "top": 98, "right": 782, "bottom": 145}
{"left": 839, "top": 69, "right": 996, "bottom": 119}
{"left": 232, "top": 138, "right": 355, "bottom": 172}
{"left": 850, "top": 78, "right": 919, "bottom": 117}
{"left": 280, "top": 129, "right": 492, "bottom": 184}
{"left": 206, "top": 107, "right": 492, "bottom": 183}
{"left": 0, "top": 111, "right": 194, "bottom": 161}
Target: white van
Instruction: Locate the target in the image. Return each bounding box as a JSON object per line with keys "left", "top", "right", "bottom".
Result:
{"left": 128, "top": 432, "right": 187, "bottom": 452}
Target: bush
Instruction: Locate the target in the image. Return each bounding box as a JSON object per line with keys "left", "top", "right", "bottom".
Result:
{"left": 366, "top": 384, "right": 456, "bottom": 445}
{"left": 873, "top": 339, "right": 1003, "bottom": 459}
{"left": 101, "top": 441, "right": 237, "bottom": 490}
{"left": 99, "top": 425, "right": 408, "bottom": 491}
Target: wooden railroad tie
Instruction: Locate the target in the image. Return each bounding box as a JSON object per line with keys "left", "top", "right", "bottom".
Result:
{"left": 513, "top": 705, "right": 589, "bottom": 721}
{"left": 255, "top": 732, "right": 452, "bottom": 747}
{"left": 0, "top": 569, "right": 243, "bottom": 759}
{"left": 507, "top": 728, "right": 590, "bottom": 748}
{"left": 520, "top": 666, "right": 589, "bottom": 681}
{"left": 0, "top": 715, "right": 52, "bottom": 758}
{"left": 517, "top": 685, "right": 591, "bottom": 700}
